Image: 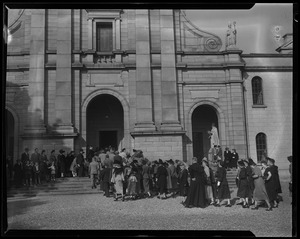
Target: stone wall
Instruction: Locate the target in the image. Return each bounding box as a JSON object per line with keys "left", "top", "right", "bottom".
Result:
{"left": 244, "top": 70, "right": 292, "bottom": 170}
{"left": 133, "top": 135, "right": 183, "bottom": 161}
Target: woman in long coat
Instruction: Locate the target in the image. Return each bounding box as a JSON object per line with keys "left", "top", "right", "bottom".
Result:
{"left": 236, "top": 160, "right": 250, "bottom": 208}
{"left": 249, "top": 159, "right": 272, "bottom": 211}
{"left": 182, "top": 157, "right": 207, "bottom": 208}
{"left": 262, "top": 159, "right": 279, "bottom": 208}
{"left": 267, "top": 158, "right": 282, "bottom": 196}
{"left": 156, "top": 159, "right": 168, "bottom": 199}
{"left": 215, "top": 160, "right": 231, "bottom": 207}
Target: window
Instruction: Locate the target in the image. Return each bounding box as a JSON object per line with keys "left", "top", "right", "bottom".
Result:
{"left": 96, "top": 22, "right": 113, "bottom": 52}
{"left": 252, "top": 76, "right": 264, "bottom": 105}
{"left": 256, "top": 133, "right": 267, "bottom": 163}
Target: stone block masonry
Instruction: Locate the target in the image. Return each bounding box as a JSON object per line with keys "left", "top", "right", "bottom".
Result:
{"left": 133, "top": 135, "right": 183, "bottom": 161}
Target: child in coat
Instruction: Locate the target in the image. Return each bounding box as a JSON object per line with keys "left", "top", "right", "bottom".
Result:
{"left": 48, "top": 161, "right": 56, "bottom": 182}
{"left": 127, "top": 170, "right": 138, "bottom": 200}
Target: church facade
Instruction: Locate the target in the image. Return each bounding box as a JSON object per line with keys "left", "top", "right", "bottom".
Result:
{"left": 5, "top": 9, "right": 293, "bottom": 171}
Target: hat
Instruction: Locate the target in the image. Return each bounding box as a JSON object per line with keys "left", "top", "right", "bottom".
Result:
{"left": 248, "top": 158, "right": 256, "bottom": 166}
{"left": 238, "top": 160, "right": 245, "bottom": 166}
{"left": 132, "top": 159, "right": 138, "bottom": 164}
{"left": 133, "top": 149, "right": 137, "bottom": 153}
{"left": 80, "top": 149, "right": 84, "bottom": 153}
{"left": 202, "top": 157, "right": 208, "bottom": 163}
{"left": 243, "top": 158, "right": 249, "bottom": 164}
{"left": 167, "top": 159, "right": 174, "bottom": 164}
{"left": 158, "top": 159, "right": 163, "bottom": 164}
{"left": 267, "top": 157, "right": 275, "bottom": 164}
{"left": 261, "top": 159, "right": 268, "bottom": 165}
{"left": 59, "top": 149, "right": 65, "bottom": 153}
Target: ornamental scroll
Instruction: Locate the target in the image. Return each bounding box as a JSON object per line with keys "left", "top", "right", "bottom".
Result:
{"left": 179, "top": 11, "right": 222, "bottom": 52}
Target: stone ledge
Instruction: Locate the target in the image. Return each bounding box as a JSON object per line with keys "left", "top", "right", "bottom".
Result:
{"left": 130, "top": 130, "right": 186, "bottom": 137}
{"left": 20, "top": 133, "right": 79, "bottom": 138}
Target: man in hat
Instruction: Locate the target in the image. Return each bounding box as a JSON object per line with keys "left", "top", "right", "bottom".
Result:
{"left": 231, "top": 149, "right": 239, "bottom": 169}
{"left": 57, "top": 149, "right": 66, "bottom": 178}
{"left": 76, "top": 149, "right": 85, "bottom": 177}
{"left": 224, "top": 147, "right": 232, "bottom": 170}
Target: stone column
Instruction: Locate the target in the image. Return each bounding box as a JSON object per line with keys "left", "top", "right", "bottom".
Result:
{"left": 224, "top": 49, "right": 247, "bottom": 158}
{"left": 54, "top": 9, "right": 74, "bottom": 134}
{"left": 115, "top": 17, "right": 121, "bottom": 50}
{"left": 160, "top": 10, "right": 182, "bottom": 131}
{"left": 134, "top": 10, "right": 155, "bottom": 132}
{"left": 24, "top": 9, "right": 46, "bottom": 134}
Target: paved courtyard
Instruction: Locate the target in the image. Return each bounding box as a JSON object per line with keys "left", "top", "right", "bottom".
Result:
{"left": 6, "top": 179, "right": 294, "bottom": 237}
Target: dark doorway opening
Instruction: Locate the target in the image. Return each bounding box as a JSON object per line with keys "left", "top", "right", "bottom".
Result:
{"left": 192, "top": 105, "right": 218, "bottom": 159}
{"left": 99, "top": 131, "right": 118, "bottom": 150}
{"left": 192, "top": 132, "right": 204, "bottom": 162}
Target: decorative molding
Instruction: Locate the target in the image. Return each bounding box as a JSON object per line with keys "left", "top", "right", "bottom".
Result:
{"left": 85, "top": 9, "right": 122, "bottom": 19}
{"left": 189, "top": 89, "right": 220, "bottom": 99}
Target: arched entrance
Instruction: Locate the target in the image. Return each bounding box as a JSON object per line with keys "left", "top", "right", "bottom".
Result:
{"left": 192, "top": 105, "right": 219, "bottom": 160}
{"left": 5, "top": 109, "right": 15, "bottom": 159}
{"left": 86, "top": 94, "right": 124, "bottom": 150}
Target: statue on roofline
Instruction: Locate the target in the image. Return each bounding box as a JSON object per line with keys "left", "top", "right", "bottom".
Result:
{"left": 225, "top": 21, "right": 237, "bottom": 49}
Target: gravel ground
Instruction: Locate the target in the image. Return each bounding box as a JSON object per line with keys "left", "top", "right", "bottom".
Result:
{"left": 6, "top": 180, "right": 293, "bottom": 237}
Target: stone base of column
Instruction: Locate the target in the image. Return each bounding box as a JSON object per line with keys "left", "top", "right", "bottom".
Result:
{"left": 160, "top": 121, "right": 183, "bottom": 131}
{"left": 134, "top": 122, "right": 157, "bottom": 132}
{"left": 23, "top": 125, "right": 47, "bottom": 134}
{"left": 50, "top": 124, "right": 75, "bottom": 134}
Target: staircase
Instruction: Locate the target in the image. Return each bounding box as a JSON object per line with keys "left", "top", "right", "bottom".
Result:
{"left": 7, "top": 177, "right": 100, "bottom": 200}
{"left": 226, "top": 168, "right": 238, "bottom": 188}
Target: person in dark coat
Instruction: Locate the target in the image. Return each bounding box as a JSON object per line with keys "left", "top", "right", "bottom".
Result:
{"left": 65, "top": 151, "right": 75, "bottom": 177}
{"left": 264, "top": 158, "right": 280, "bottom": 208}
{"left": 224, "top": 147, "right": 232, "bottom": 170}
{"left": 76, "top": 149, "right": 85, "bottom": 177}
{"left": 24, "top": 160, "right": 33, "bottom": 187}
{"left": 287, "top": 156, "right": 292, "bottom": 199}
{"left": 100, "top": 162, "right": 111, "bottom": 197}
{"left": 231, "top": 149, "right": 239, "bottom": 169}
{"left": 182, "top": 157, "right": 207, "bottom": 208}
{"left": 13, "top": 159, "right": 23, "bottom": 188}
{"left": 57, "top": 149, "right": 66, "bottom": 178}
{"left": 156, "top": 159, "right": 168, "bottom": 199}
{"left": 267, "top": 158, "right": 282, "bottom": 198}
{"left": 215, "top": 160, "right": 231, "bottom": 207}
{"left": 244, "top": 159, "right": 255, "bottom": 206}
{"left": 178, "top": 162, "right": 189, "bottom": 198}
{"left": 236, "top": 160, "right": 250, "bottom": 208}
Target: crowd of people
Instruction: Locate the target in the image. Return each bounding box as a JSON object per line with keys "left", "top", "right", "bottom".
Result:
{"left": 8, "top": 145, "right": 291, "bottom": 211}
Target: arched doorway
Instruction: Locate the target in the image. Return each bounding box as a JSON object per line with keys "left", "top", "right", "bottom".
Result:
{"left": 192, "top": 105, "right": 218, "bottom": 160}
{"left": 5, "top": 109, "right": 15, "bottom": 159}
{"left": 86, "top": 94, "right": 124, "bottom": 151}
